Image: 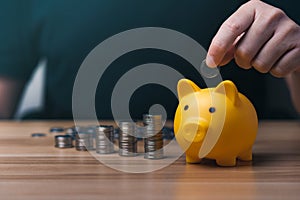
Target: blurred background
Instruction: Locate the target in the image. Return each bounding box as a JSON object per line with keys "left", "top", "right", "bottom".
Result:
{"left": 1, "top": 0, "right": 299, "bottom": 120}
{"left": 14, "top": 60, "right": 45, "bottom": 119}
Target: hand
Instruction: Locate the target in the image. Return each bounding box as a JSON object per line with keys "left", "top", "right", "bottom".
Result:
{"left": 206, "top": 0, "right": 300, "bottom": 78}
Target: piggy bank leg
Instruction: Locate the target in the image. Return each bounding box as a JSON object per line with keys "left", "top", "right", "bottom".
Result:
{"left": 238, "top": 149, "right": 252, "bottom": 161}
{"left": 185, "top": 155, "right": 202, "bottom": 164}
{"left": 216, "top": 157, "right": 236, "bottom": 167}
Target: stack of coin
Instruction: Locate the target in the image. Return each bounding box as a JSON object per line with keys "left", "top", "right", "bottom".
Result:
{"left": 75, "top": 128, "right": 94, "bottom": 151}
{"left": 118, "top": 121, "right": 138, "bottom": 157}
{"left": 87, "top": 125, "right": 97, "bottom": 148}
{"left": 55, "top": 135, "right": 73, "bottom": 148}
{"left": 65, "top": 126, "right": 78, "bottom": 140}
{"left": 114, "top": 127, "right": 120, "bottom": 141}
{"left": 143, "top": 114, "right": 164, "bottom": 159}
{"left": 95, "top": 125, "right": 115, "bottom": 154}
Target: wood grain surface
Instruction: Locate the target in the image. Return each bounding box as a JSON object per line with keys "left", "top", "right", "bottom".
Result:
{"left": 0, "top": 120, "right": 299, "bottom": 200}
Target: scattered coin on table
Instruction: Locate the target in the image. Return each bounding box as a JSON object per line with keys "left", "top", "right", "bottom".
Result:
{"left": 49, "top": 127, "right": 65, "bottom": 133}
{"left": 50, "top": 113, "right": 169, "bottom": 159}
{"left": 31, "top": 133, "right": 47, "bottom": 137}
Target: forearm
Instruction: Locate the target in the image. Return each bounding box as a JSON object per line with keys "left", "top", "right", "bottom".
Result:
{"left": 286, "top": 71, "right": 300, "bottom": 114}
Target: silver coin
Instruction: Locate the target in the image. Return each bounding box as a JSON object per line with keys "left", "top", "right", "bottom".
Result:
{"left": 76, "top": 146, "right": 88, "bottom": 151}
{"left": 142, "top": 114, "right": 164, "bottom": 159}
{"left": 144, "top": 144, "right": 164, "bottom": 149}
{"left": 119, "top": 150, "right": 138, "bottom": 157}
{"left": 200, "top": 59, "right": 219, "bottom": 78}
{"left": 54, "top": 135, "right": 73, "bottom": 148}
{"left": 96, "top": 145, "right": 114, "bottom": 149}
{"left": 119, "top": 138, "right": 138, "bottom": 143}
{"left": 119, "top": 145, "right": 137, "bottom": 150}
{"left": 95, "top": 125, "right": 114, "bottom": 153}
{"left": 96, "top": 149, "right": 115, "bottom": 154}
{"left": 32, "top": 133, "right": 47, "bottom": 137}
{"left": 96, "top": 125, "right": 114, "bottom": 132}
{"left": 119, "top": 144, "right": 137, "bottom": 149}
{"left": 96, "top": 135, "right": 109, "bottom": 140}
{"left": 96, "top": 140, "right": 112, "bottom": 145}
{"left": 50, "top": 127, "right": 65, "bottom": 133}
{"left": 144, "top": 153, "right": 164, "bottom": 159}
{"left": 145, "top": 147, "right": 163, "bottom": 152}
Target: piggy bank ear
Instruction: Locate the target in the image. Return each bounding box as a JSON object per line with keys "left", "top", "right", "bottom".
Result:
{"left": 214, "top": 80, "right": 239, "bottom": 104}
{"left": 177, "top": 79, "right": 201, "bottom": 100}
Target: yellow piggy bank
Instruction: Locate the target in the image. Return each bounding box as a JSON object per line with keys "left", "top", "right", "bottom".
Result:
{"left": 174, "top": 79, "right": 258, "bottom": 166}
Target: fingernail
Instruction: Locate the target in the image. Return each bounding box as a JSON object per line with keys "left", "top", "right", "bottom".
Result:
{"left": 206, "top": 55, "right": 217, "bottom": 67}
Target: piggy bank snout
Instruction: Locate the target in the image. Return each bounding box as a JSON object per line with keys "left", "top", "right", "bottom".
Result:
{"left": 183, "top": 120, "right": 208, "bottom": 143}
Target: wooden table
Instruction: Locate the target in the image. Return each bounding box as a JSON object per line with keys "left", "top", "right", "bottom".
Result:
{"left": 0, "top": 120, "right": 299, "bottom": 200}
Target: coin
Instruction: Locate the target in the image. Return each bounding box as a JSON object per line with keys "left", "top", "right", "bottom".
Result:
{"left": 31, "top": 133, "right": 46, "bottom": 137}
{"left": 143, "top": 114, "right": 164, "bottom": 159}
{"left": 50, "top": 127, "right": 65, "bottom": 133}
{"left": 200, "top": 59, "right": 219, "bottom": 78}
{"left": 55, "top": 135, "right": 73, "bottom": 148}
{"left": 75, "top": 130, "right": 94, "bottom": 151}
{"left": 118, "top": 121, "right": 137, "bottom": 157}
{"left": 144, "top": 149, "right": 164, "bottom": 159}
{"left": 95, "top": 125, "right": 115, "bottom": 154}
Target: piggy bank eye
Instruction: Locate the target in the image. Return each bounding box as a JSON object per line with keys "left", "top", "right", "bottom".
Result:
{"left": 184, "top": 105, "right": 189, "bottom": 111}
{"left": 209, "top": 107, "right": 216, "bottom": 113}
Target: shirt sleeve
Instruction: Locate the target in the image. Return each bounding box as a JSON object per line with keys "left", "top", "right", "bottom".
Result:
{"left": 0, "top": 0, "right": 39, "bottom": 81}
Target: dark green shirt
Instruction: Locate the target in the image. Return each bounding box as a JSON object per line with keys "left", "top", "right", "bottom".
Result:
{"left": 0, "top": 0, "right": 298, "bottom": 119}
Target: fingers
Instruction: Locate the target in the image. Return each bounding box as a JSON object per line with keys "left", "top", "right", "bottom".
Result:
{"left": 234, "top": 8, "right": 282, "bottom": 69}
{"left": 270, "top": 47, "right": 300, "bottom": 77}
{"left": 251, "top": 19, "right": 298, "bottom": 74}
{"left": 207, "top": 0, "right": 300, "bottom": 78}
{"left": 206, "top": 2, "right": 255, "bottom": 67}
{"left": 219, "top": 33, "right": 244, "bottom": 66}
{"left": 218, "top": 44, "right": 235, "bottom": 66}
